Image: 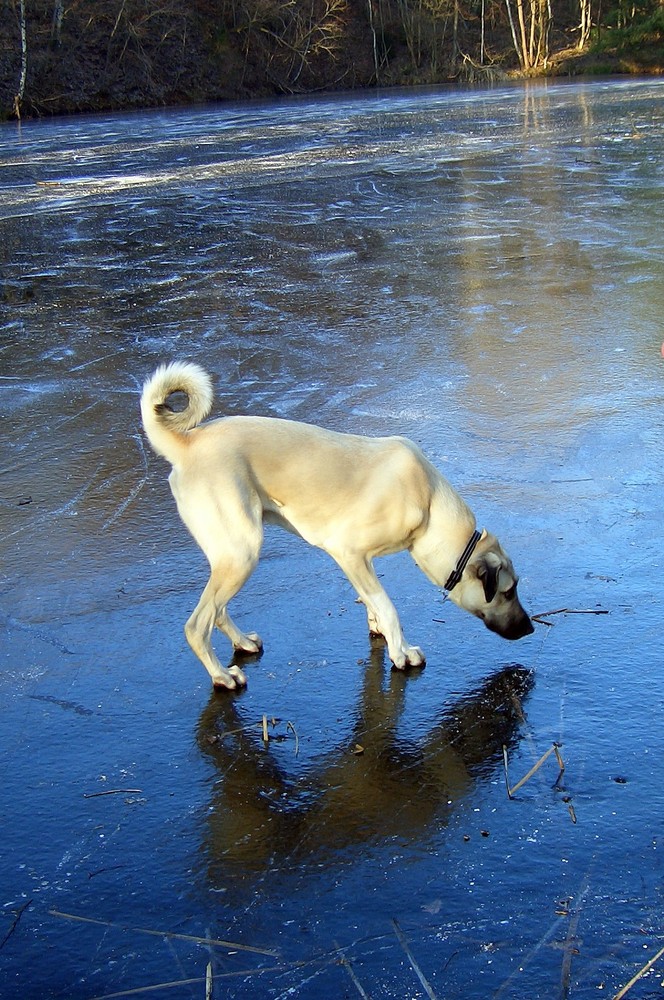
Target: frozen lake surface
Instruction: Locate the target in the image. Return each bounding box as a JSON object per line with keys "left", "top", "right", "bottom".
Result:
{"left": 1, "top": 78, "right": 663, "bottom": 999}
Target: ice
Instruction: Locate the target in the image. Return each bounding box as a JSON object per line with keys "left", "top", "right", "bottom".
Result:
{"left": 1, "top": 78, "right": 663, "bottom": 999}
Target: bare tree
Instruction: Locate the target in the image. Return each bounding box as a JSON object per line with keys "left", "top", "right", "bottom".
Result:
{"left": 52, "top": 0, "right": 65, "bottom": 45}
{"left": 13, "top": 0, "right": 28, "bottom": 118}
{"left": 367, "top": 0, "right": 380, "bottom": 77}
{"left": 422, "top": 0, "right": 455, "bottom": 67}
{"left": 236, "top": 0, "right": 349, "bottom": 90}
{"left": 505, "top": 0, "right": 550, "bottom": 69}
{"left": 578, "top": 0, "right": 592, "bottom": 47}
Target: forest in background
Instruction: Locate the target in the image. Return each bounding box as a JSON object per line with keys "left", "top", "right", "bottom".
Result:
{"left": 1, "top": 0, "right": 663, "bottom": 118}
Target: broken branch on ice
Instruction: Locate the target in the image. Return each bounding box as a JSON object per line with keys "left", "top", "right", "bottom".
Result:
{"left": 531, "top": 607, "right": 609, "bottom": 626}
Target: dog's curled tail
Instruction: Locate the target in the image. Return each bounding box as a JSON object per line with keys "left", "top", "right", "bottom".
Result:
{"left": 140, "top": 361, "right": 214, "bottom": 463}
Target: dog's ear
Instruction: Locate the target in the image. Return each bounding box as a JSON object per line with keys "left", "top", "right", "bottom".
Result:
{"left": 477, "top": 557, "right": 501, "bottom": 604}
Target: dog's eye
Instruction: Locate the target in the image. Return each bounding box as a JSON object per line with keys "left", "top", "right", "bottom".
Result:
{"left": 504, "top": 585, "right": 517, "bottom": 600}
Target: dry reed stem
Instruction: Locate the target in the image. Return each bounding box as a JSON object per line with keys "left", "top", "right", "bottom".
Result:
{"left": 494, "top": 882, "right": 590, "bottom": 999}
{"left": 503, "top": 743, "right": 565, "bottom": 798}
{"left": 259, "top": 716, "right": 299, "bottom": 753}
{"left": 392, "top": 919, "right": 438, "bottom": 1000}
{"left": 560, "top": 902, "right": 583, "bottom": 998}
{"left": 612, "top": 941, "right": 664, "bottom": 999}
{"left": 90, "top": 964, "right": 308, "bottom": 998}
{"left": 286, "top": 720, "right": 299, "bottom": 756}
{"left": 90, "top": 976, "right": 205, "bottom": 998}
{"left": 48, "top": 909, "right": 278, "bottom": 956}
{"left": 0, "top": 898, "right": 32, "bottom": 950}
{"left": 334, "top": 941, "right": 371, "bottom": 998}
{"left": 83, "top": 789, "right": 142, "bottom": 798}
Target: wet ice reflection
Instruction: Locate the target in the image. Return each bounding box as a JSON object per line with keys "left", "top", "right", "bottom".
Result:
{"left": 199, "top": 658, "right": 533, "bottom": 877}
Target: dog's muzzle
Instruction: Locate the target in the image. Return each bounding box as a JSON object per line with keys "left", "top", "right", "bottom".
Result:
{"left": 486, "top": 611, "right": 535, "bottom": 641}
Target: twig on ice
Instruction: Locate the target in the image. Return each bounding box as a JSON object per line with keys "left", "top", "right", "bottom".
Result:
{"left": 531, "top": 607, "right": 608, "bottom": 625}
{"left": 392, "top": 919, "right": 438, "bottom": 1000}
{"left": 334, "top": 941, "right": 370, "bottom": 999}
{"left": 83, "top": 788, "right": 142, "bottom": 798}
{"left": 48, "top": 909, "right": 278, "bottom": 956}
{"left": 0, "top": 899, "right": 32, "bottom": 950}
{"left": 503, "top": 743, "right": 565, "bottom": 798}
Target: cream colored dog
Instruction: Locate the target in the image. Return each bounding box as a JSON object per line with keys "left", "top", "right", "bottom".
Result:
{"left": 141, "top": 361, "right": 533, "bottom": 690}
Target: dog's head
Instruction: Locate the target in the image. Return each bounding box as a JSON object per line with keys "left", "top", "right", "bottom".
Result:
{"left": 448, "top": 531, "right": 534, "bottom": 640}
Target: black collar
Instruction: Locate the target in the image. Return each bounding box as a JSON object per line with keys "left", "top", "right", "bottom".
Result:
{"left": 444, "top": 529, "right": 482, "bottom": 592}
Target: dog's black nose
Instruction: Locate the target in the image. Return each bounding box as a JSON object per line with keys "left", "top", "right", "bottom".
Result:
{"left": 518, "top": 617, "right": 535, "bottom": 638}
{"left": 489, "top": 614, "right": 534, "bottom": 640}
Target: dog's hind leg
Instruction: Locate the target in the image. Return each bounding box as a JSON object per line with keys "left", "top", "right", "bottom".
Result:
{"left": 333, "top": 552, "right": 425, "bottom": 670}
{"left": 215, "top": 607, "right": 263, "bottom": 657}
{"left": 185, "top": 554, "right": 261, "bottom": 689}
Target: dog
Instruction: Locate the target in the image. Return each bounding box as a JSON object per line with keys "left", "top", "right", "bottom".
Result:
{"left": 140, "top": 361, "right": 534, "bottom": 690}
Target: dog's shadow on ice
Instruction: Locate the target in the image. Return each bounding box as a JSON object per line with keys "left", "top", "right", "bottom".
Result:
{"left": 196, "top": 648, "right": 534, "bottom": 880}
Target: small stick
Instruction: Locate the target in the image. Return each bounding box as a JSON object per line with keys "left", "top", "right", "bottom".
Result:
{"left": 502, "top": 746, "right": 511, "bottom": 798}
{"left": 335, "top": 941, "right": 371, "bottom": 999}
{"left": 286, "top": 721, "right": 299, "bottom": 757}
{"left": 612, "top": 941, "right": 664, "bottom": 999}
{"left": 392, "top": 919, "right": 438, "bottom": 1000}
{"left": 560, "top": 900, "right": 583, "bottom": 999}
{"left": 0, "top": 898, "right": 32, "bottom": 950}
{"left": 205, "top": 961, "right": 213, "bottom": 1000}
{"left": 90, "top": 976, "right": 205, "bottom": 998}
{"left": 262, "top": 715, "right": 269, "bottom": 743}
{"left": 507, "top": 744, "right": 556, "bottom": 797}
{"left": 48, "top": 910, "right": 278, "bottom": 956}
{"left": 504, "top": 744, "right": 565, "bottom": 798}
{"left": 83, "top": 789, "right": 142, "bottom": 799}
{"left": 531, "top": 608, "right": 609, "bottom": 624}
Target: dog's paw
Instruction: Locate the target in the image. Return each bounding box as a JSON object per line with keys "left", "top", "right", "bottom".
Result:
{"left": 229, "top": 664, "right": 247, "bottom": 687}
{"left": 212, "top": 671, "right": 239, "bottom": 691}
{"left": 391, "top": 646, "right": 426, "bottom": 670}
{"left": 234, "top": 632, "right": 263, "bottom": 656}
{"left": 212, "top": 665, "right": 248, "bottom": 691}
{"left": 405, "top": 646, "right": 426, "bottom": 667}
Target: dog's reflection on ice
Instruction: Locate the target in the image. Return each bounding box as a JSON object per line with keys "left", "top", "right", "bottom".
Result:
{"left": 196, "top": 648, "right": 533, "bottom": 880}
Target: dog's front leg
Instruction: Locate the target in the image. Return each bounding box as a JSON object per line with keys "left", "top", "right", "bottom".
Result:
{"left": 334, "top": 553, "right": 425, "bottom": 670}
{"left": 361, "top": 601, "right": 381, "bottom": 637}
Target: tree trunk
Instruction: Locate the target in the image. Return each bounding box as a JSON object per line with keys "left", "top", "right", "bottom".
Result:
{"left": 52, "top": 0, "right": 65, "bottom": 46}
{"left": 480, "top": 0, "right": 486, "bottom": 64}
{"left": 578, "top": 0, "right": 592, "bottom": 48}
{"left": 504, "top": 0, "right": 523, "bottom": 68}
{"left": 367, "top": 0, "right": 380, "bottom": 79}
{"left": 14, "top": 0, "right": 27, "bottom": 118}
{"left": 515, "top": 0, "right": 531, "bottom": 69}
{"left": 452, "top": 0, "right": 459, "bottom": 70}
